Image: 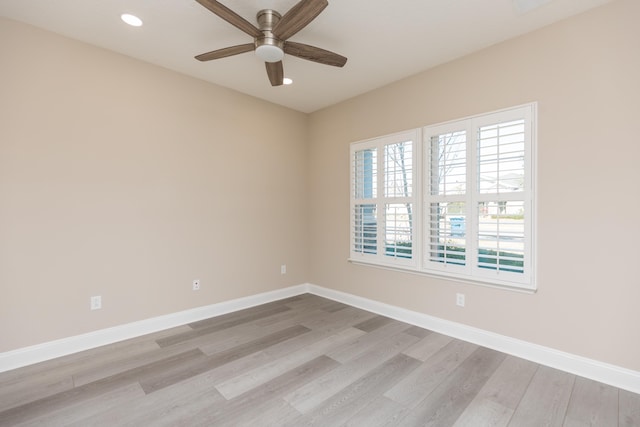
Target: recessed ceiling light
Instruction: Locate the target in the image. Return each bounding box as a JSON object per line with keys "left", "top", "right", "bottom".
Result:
{"left": 283, "top": 78, "right": 293, "bottom": 85}
{"left": 121, "top": 13, "right": 143, "bottom": 27}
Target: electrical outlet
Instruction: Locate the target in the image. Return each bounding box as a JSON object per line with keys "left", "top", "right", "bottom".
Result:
{"left": 456, "top": 293, "right": 465, "bottom": 307}
{"left": 192, "top": 279, "right": 200, "bottom": 291}
{"left": 90, "top": 296, "right": 102, "bottom": 310}
{"left": 281, "top": 264, "right": 286, "bottom": 275}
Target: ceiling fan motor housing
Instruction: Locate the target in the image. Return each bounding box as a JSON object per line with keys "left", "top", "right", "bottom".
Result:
{"left": 255, "top": 9, "right": 284, "bottom": 62}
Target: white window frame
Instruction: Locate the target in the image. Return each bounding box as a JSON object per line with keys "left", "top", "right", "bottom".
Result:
{"left": 349, "top": 103, "right": 537, "bottom": 291}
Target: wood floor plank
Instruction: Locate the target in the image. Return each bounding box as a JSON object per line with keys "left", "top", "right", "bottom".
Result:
{"left": 620, "top": 389, "right": 640, "bottom": 427}
{"left": 67, "top": 379, "right": 225, "bottom": 427}
{"left": 284, "top": 331, "right": 419, "bottom": 413}
{"left": 16, "top": 383, "right": 146, "bottom": 427}
{"left": 0, "top": 348, "right": 205, "bottom": 426}
{"left": 385, "top": 339, "right": 478, "bottom": 407}
{"left": 180, "top": 325, "right": 357, "bottom": 390}
{"left": 0, "top": 374, "right": 74, "bottom": 413}
{"left": 0, "top": 332, "right": 173, "bottom": 390}
{"left": 280, "top": 294, "right": 340, "bottom": 311}
{"left": 299, "top": 305, "right": 376, "bottom": 331}
{"left": 132, "top": 306, "right": 305, "bottom": 366}
{"left": 67, "top": 347, "right": 251, "bottom": 426}
{"left": 344, "top": 395, "right": 412, "bottom": 427}
{"left": 139, "top": 324, "right": 310, "bottom": 393}
{"left": 564, "top": 376, "right": 619, "bottom": 427}
{"left": 326, "top": 319, "right": 412, "bottom": 363}
{"left": 178, "top": 308, "right": 315, "bottom": 356}
{"left": 404, "top": 325, "right": 432, "bottom": 338}
{"left": 402, "top": 330, "right": 454, "bottom": 361}
{"left": 212, "top": 399, "right": 301, "bottom": 427}
{"left": 188, "top": 299, "right": 295, "bottom": 330}
{"left": 214, "top": 327, "right": 365, "bottom": 400}
{"left": 157, "top": 304, "right": 292, "bottom": 347}
{"left": 255, "top": 303, "right": 373, "bottom": 335}
{"left": 72, "top": 339, "right": 202, "bottom": 386}
{"left": 453, "top": 355, "right": 538, "bottom": 427}
{"left": 116, "top": 390, "right": 224, "bottom": 427}
{"left": 184, "top": 321, "right": 278, "bottom": 355}
{"left": 353, "top": 314, "right": 396, "bottom": 332}
{"left": 507, "top": 365, "right": 575, "bottom": 427}
{"left": 0, "top": 329, "right": 193, "bottom": 412}
{"left": 317, "top": 300, "right": 351, "bottom": 313}
{"left": 192, "top": 356, "right": 338, "bottom": 427}
{"left": 249, "top": 305, "right": 323, "bottom": 327}
{"left": 63, "top": 341, "right": 164, "bottom": 382}
{"left": 289, "top": 353, "right": 421, "bottom": 426}
{"left": 395, "top": 346, "right": 506, "bottom": 427}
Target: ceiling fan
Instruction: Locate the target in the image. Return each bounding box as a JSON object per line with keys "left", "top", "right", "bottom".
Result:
{"left": 195, "top": 0, "right": 347, "bottom": 86}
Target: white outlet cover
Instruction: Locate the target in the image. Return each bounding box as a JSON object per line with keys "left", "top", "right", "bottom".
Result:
{"left": 90, "top": 296, "right": 102, "bottom": 310}
{"left": 456, "top": 293, "right": 465, "bottom": 307}
{"left": 193, "top": 280, "right": 200, "bottom": 290}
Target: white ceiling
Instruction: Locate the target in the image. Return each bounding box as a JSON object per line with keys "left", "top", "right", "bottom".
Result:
{"left": 0, "top": 0, "right": 612, "bottom": 113}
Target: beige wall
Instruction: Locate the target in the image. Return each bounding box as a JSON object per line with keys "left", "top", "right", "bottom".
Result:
{"left": 0, "top": 18, "right": 309, "bottom": 352}
{"left": 308, "top": 0, "right": 640, "bottom": 371}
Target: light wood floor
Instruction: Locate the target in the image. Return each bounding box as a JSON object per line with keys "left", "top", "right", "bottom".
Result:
{"left": 1, "top": 294, "right": 638, "bottom": 426}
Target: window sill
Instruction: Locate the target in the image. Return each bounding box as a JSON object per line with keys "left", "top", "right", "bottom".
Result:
{"left": 348, "top": 258, "right": 537, "bottom": 294}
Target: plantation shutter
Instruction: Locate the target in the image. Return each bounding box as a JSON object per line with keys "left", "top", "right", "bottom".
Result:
{"left": 471, "top": 107, "right": 533, "bottom": 286}
{"left": 350, "top": 130, "right": 419, "bottom": 266}
{"left": 423, "top": 121, "right": 471, "bottom": 274}
{"left": 351, "top": 145, "right": 378, "bottom": 258}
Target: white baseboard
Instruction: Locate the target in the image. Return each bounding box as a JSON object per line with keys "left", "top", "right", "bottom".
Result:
{"left": 2, "top": 283, "right": 638, "bottom": 395}
{"left": 306, "top": 284, "right": 640, "bottom": 395}
{"left": 0, "top": 284, "right": 307, "bottom": 373}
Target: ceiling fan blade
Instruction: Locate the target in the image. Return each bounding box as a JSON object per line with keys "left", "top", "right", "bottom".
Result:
{"left": 265, "top": 61, "right": 284, "bottom": 86}
{"left": 284, "top": 41, "right": 347, "bottom": 67}
{"left": 195, "top": 43, "right": 255, "bottom": 61}
{"left": 272, "top": 0, "right": 328, "bottom": 40}
{"left": 196, "top": 0, "right": 262, "bottom": 38}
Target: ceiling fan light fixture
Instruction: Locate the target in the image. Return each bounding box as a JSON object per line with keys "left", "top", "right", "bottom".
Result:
{"left": 255, "top": 44, "right": 284, "bottom": 63}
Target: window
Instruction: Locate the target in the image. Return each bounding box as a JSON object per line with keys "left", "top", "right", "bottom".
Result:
{"left": 350, "top": 104, "right": 536, "bottom": 290}
{"left": 350, "top": 130, "right": 419, "bottom": 267}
